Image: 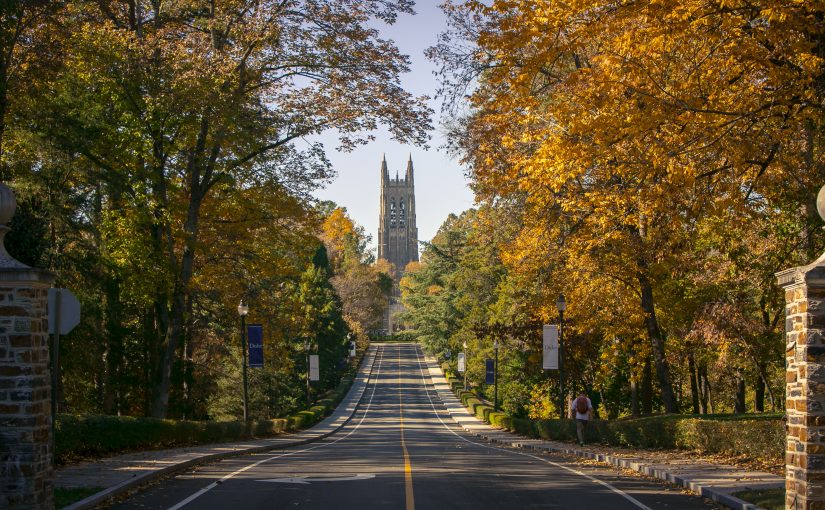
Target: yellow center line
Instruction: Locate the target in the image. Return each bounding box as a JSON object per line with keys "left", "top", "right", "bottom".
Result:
{"left": 399, "top": 348, "right": 415, "bottom": 510}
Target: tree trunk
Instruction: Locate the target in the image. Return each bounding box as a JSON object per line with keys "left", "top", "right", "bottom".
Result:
{"left": 702, "top": 367, "right": 714, "bottom": 414}
{"left": 142, "top": 309, "right": 155, "bottom": 415}
{"left": 754, "top": 368, "right": 765, "bottom": 413}
{"left": 734, "top": 370, "right": 746, "bottom": 414}
{"left": 0, "top": 8, "right": 21, "bottom": 175}
{"left": 152, "top": 292, "right": 184, "bottom": 418}
{"left": 697, "top": 363, "right": 708, "bottom": 414}
{"left": 637, "top": 270, "right": 678, "bottom": 413}
{"left": 630, "top": 378, "right": 639, "bottom": 417}
{"left": 150, "top": 112, "right": 215, "bottom": 417}
{"left": 642, "top": 355, "right": 653, "bottom": 415}
{"left": 688, "top": 352, "right": 700, "bottom": 414}
{"left": 103, "top": 278, "right": 124, "bottom": 415}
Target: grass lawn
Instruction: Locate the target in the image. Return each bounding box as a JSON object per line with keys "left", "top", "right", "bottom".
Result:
{"left": 734, "top": 488, "right": 784, "bottom": 510}
{"left": 55, "top": 487, "right": 102, "bottom": 509}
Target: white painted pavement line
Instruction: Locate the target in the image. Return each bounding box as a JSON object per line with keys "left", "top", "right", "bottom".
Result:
{"left": 256, "top": 474, "right": 376, "bottom": 484}
{"left": 421, "top": 353, "right": 776, "bottom": 510}
{"left": 411, "top": 345, "right": 653, "bottom": 510}
{"left": 165, "top": 345, "right": 388, "bottom": 510}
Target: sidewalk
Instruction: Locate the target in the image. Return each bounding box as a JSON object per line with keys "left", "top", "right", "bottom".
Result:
{"left": 56, "top": 346, "right": 379, "bottom": 510}
{"left": 421, "top": 355, "right": 783, "bottom": 510}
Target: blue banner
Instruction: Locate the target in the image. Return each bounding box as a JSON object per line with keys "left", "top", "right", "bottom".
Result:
{"left": 248, "top": 324, "right": 264, "bottom": 368}
{"left": 485, "top": 358, "right": 495, "bottom": 384}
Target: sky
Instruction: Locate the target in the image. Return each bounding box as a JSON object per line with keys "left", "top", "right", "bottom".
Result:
{"left": 311, "top": 2, "right": 476, "bottom": 256}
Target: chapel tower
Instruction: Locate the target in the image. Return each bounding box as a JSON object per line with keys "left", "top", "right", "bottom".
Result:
{"left": 377, "top": 155, "right": 419, "bottom": 331}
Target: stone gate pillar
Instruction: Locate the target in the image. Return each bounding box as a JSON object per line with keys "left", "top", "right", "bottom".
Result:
{"left": 779, "top": 262, "right": 825, "bottom": 509}
{"left": 0, "top": 184, "right": 55, "bottom": 510}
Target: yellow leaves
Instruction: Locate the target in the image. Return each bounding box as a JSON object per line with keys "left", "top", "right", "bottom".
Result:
{"left": 426, "top": 285, "right": 443, "bottom": 296}
{"left": 320, "top": 207, "right": 356, "bottom": 254}
{"left": 438, "top": 0, "right": 825, "bottom": 374}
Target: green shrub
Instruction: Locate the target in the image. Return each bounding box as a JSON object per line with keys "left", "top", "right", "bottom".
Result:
{"left": 56, "top": 369, "right": 359, "bottom": 464}
{"left": 446, "top": 384, "right": 783, "bottom": 464}
{"left": 54, "top": 415, "right": 281, "bottom": 464}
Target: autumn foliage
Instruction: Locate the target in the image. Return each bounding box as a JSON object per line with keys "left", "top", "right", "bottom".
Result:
{"left": 0, "top": 1, "right": 427, "bottom": 420}
{"left": 412, "top": 1, "right": 825, "bottom": 416}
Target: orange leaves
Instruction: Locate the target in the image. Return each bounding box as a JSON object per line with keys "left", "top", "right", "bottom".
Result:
{"left": 431, "top": 0, "right": 823, "bottom": 402}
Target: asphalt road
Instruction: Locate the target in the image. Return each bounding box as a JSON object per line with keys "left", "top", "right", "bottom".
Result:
{"left": 109, "top": 343, "right": 720, "bottom": 510}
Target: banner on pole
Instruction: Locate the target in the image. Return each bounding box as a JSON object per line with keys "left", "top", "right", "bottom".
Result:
{"left": 543, "top": 324, "right": 559, "bottom": 370}
{"left": 248, "top": 324, "right": 264, "bottom": 368}
{"left": 457, "top": 352, "right": 465, "bottom": 373}
{"left": 485, "top": 358, "right": 495, "bottom": 384}
{"left": 309, "top": 354, "right": 319, "bottom": 381}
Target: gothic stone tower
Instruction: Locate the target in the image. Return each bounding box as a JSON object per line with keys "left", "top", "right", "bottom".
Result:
{"left": 378, "top": 155, "right": 419, "bottom": 332}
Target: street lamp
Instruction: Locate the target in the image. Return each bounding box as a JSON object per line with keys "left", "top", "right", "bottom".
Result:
{"left": 304, "top": 339, "right": 311, "bottom": 407}
{"left": 556, "top": 293, "right": 566, "bottom": 420}
{"left": 462, "top": 341, "right": 468, "bottom": 390}
{"left": 493, "top": 338, "right": 499, "bottom": 412}
{"left": 237, "top": 299, "right": 250, "bottom": 421}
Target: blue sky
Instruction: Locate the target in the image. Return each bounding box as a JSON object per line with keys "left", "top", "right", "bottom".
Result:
{"left": 311, "top": 2, "right": 476, "bottom": 255}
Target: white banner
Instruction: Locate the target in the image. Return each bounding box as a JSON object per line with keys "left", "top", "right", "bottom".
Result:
{"left": 309, "top": 354, "right": 319, "bottom": 381}
{"left": 457, "top": 352, "right": 465, "bottom": 373}
{"left": 543, "top": 325, "right": 559, "bottom": 370}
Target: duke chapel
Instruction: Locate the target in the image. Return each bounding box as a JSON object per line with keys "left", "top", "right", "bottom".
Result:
{"left": 377, "top": 155, "right": 419, "bottom": 332}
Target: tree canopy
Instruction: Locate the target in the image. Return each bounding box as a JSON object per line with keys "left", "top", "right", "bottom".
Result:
{"left": 411, "top": 0, "right": 825, "bottom": 417}
{"left": 2, "top": 0, "right": 430, "bottom": 420}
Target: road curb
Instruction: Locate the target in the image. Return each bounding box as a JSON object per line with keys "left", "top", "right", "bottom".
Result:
{"left": 61, "top": 346, "right": 381, "bottom": 510}
{"left": 422, "top": 355, "right": 775, "bottom": 510}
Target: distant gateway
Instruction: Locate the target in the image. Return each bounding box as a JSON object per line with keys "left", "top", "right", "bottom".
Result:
{"left": 377, "top": 155, "right": 419, "bottom": 332}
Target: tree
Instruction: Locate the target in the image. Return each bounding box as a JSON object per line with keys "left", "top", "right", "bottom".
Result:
{"left": 429, "top": 0, "right": 825, "bottom": 414}
{"left": 21, "top": 0, "right": 431, "bottom": 417}
{"left": 320, "top": 205, "right": 390, "bottom": 335}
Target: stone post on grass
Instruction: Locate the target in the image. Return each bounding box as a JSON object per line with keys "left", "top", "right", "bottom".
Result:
{"left": 0, "top": 184, "right": 55, "bottom": 510}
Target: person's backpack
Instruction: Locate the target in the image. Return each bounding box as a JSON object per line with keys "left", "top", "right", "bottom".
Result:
{"left": 575, "top": 396, "right": 589, "bottom": 415}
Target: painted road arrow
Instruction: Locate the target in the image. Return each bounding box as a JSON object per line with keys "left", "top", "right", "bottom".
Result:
{"left": 256, "top": 474, "right": 376, "bottom": 484}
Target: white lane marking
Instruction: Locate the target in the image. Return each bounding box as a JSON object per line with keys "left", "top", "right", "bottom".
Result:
{"left": 166, "top": 346, "right": 386, "bottom": 510}
{"left": 411, "top": 346, "right": 653, "bottom": 510}
{"left": 256, "top": 473, "right": 376, "bottom": 484}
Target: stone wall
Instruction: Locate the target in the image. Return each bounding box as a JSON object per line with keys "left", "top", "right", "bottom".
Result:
{"left": 779, "top": 263, "right": 825, "bottom": 510}
{"left": 0, "top": 272, "right": 55, "bottom": 509}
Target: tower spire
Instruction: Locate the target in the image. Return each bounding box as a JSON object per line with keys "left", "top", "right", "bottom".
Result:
{"left": 381, "top": 154, "right": 389, "bottom": 182}
{"left": 405, "top": 154, "right": 414, "bottom": 184}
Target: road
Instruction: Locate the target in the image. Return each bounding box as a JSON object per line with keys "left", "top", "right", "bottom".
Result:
{"left": 109, "top": 343, "right": 719, "bottom": 509}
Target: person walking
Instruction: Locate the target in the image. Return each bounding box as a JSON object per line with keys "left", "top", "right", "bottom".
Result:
{"left": 571, "top": 392, "right": 592, "bottom": 446}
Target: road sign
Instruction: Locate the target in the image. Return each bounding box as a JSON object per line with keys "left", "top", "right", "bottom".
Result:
{"left": 485, "top": 358, "right": 495, "bottom": 384}
{"left": 543, "top": 324, "right": 559, "bottom": 370}
{"left": 349, "top": 340, "right": 356, "bottom": 358}
{"left": 309, "top": 354, "right": 319, "bottom": 381}
{"left": 48, "top": 288, "right": 80, "bottom": 335}
{"left": 248, "top": 324, "right": 264, "bottom": 368}
{"left": 457, "top": 352, "right": 465, "bottom": 373}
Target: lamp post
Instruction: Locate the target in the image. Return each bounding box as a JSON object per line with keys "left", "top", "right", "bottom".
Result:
{"left": 556, "top": 293, "right": 566, "bottom": 419}
{"left": 493, "top": 338, "right": 499, "bottom": 412}
{"left": 237, "top": 299, "right": 250, "bottom": 421}
{"left": 463, "top": 341, "right": 468, "bottom": 390}
{"left": 305, "top": 339, "right": 311, "bottom": 407}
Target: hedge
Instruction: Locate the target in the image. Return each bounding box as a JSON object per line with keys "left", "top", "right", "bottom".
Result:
{"left": 56, "top": 374, "right": 355, "bottom": 464}
{"left": 443, "top": 373, "right": 784, "bottom": 465}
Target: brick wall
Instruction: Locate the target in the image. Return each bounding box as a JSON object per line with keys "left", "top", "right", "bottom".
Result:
{"left": 0, "top": 272, "right": 55, "bottom": 510}
{"left": 779, "top": 264, "right": 825, "bottom": 510}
